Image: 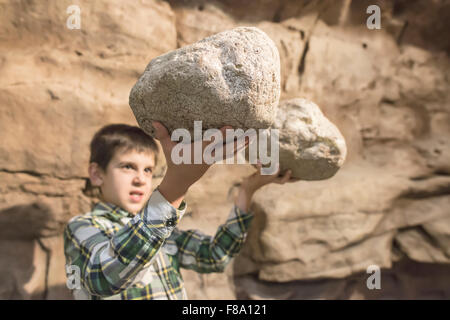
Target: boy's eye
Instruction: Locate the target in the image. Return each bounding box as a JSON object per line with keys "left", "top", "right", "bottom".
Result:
{"left": 123, "top": 164, "right": 133, "bottom": 169}
{"left": 145, "top": 168, "right": 153, "bottom": 173}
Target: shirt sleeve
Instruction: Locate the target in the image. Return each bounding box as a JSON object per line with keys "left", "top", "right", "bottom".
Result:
{"left": 170, "top": 204, "right": 254, "bottom": 273}
{"left": 63, "top": 188, "right": 187, "bottom": 297}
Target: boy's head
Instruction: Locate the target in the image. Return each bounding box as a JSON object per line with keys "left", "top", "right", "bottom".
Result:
{"left": 86, "top": 124, "right": 159, "bottom": 215}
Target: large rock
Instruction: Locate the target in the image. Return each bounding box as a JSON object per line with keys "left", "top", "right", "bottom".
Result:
{"left": 129, "top": 27, "right": 281, "bottom": 138}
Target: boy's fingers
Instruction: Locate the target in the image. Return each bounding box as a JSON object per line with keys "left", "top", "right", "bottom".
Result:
{"left": 152, "top": 121, "right": 178, "bottom": 157}
{"left": 260, "top": 162, "right": 280, "bottom": 178}
{"left": 216, "top": 132, "right": 250, "bottom": 161}
{"left": 201, "top": 125, "right": 231, "bottom": 150}
{"left": 220, "top": 125, "right": 233, "bottom": 142}
{"left": 256, "top": 160, "right": 262, "bottom": 173}
{"left": 284, "top": 170, "right": 292, "bottom": 183}
{"left": 216, "top": 137, "right": 249, "bottom": 161}
{"left": 232, "top": 135, "right": 250, "bottom": 155}
{"left": 276, "top": 170, "right": 292, "bottom": 184}
{"left": 152, "top": 121, "right": 169, "bottom": 141}
{"left": 203, "top": 126, "right": 237, "bottom": 162}
{"left": 185, "top": 125, "right": 252, "bottom": 163}
{"left": 272, "top": 163, "right": 281, "bottom": 176}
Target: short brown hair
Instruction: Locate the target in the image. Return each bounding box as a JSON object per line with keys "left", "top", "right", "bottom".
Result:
{"left": 84, "top": 124, "right": 159, "bottom": 197}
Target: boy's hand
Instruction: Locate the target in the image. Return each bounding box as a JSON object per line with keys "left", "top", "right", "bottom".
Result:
{"left": 235, "top": 161, "right": 300, "bottom": 212}
{"left": 242, "top": 161, "right": 300, "bottom": 193}
{"left": 153, "top": 121, "right": 250, "bottom": 208}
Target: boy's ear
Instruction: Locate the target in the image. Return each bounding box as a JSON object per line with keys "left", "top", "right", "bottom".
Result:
{"left": 88, "top": 163, "right": 104, "bottom": 187}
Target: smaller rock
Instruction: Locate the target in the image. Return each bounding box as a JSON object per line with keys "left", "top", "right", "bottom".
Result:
{"left": 250, "top": 98, "right": 347, "bottom": 180}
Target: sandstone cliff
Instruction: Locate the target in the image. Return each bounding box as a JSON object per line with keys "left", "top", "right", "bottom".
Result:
{"left": 0, "top": 0, "right": 449, "bottom": 299}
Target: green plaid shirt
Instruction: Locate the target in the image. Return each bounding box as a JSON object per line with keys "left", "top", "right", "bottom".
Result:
{"left": 63, "top": 188, "right": 254, "bottom": 300}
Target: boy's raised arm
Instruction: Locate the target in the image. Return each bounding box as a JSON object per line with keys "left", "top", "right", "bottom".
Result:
{"left": 169, "top": 163, "right": 296, "bottom": 274}
{"left": 170, "top": 203, "right": 254, "bottom": 274}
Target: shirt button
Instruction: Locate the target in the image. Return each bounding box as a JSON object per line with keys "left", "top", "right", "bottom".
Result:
{"left": 166, "top": 219, "right": 176, "bottom": 227}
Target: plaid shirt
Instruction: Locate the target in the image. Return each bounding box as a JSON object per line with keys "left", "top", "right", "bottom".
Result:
{"left": 63, "top": 188, "right": 254, "bottom": 300}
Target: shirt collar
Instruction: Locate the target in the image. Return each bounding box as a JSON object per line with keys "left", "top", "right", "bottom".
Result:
{"left": 92, "top": 201, "right": 135, "bottom": 219}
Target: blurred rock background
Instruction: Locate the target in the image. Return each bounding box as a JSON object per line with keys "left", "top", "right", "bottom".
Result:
{"left": 0, "top": 0, "right": 449, "bottom": 299}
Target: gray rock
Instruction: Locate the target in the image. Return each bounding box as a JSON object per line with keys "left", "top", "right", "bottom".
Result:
{"left": 261, "top": 98, "right": 347, "bottom": 180}
{"left": 129, "top": 27, "right": 281, "bottom": 138}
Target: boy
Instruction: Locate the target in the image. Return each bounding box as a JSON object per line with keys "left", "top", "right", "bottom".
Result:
{"left": 64, "top": 121, "right": 294, "bottom": 300}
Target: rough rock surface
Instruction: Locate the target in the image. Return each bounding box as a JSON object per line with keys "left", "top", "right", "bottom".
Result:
{"left": 129, "top": 27, "right": 281, "bottom": 138}
{"left": 270, "top": 98, "right": 346, "bottom": 180}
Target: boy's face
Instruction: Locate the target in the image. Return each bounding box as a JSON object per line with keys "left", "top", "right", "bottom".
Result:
{"left": 96, "top": 148, "right": 156, "bottom": 215}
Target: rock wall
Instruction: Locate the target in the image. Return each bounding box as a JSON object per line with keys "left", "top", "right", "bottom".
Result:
{"left": 0, "top": 0, "right": 449, "bottom": 299}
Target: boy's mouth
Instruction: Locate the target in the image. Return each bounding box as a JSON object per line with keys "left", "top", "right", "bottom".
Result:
{"left": 129, "top": 190, "right": 144, "bottom": 203}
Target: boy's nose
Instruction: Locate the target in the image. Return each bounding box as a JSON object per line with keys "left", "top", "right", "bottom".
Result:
{"left": 132, "top": 173, "right": 146, "bottom": 185}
